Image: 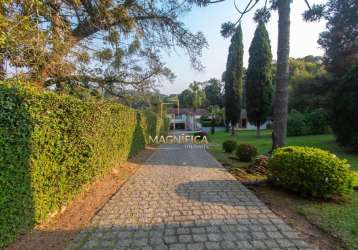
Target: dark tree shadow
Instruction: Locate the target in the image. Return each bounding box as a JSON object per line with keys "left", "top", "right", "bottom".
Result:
{"left": 175, "top": 180, "right": 259, "bottom": 207}
{"left": 0, "top": 86, "right": 34, "bottom": 247}
{"left": 128, "top": 112, "right": 146, "bottom": 158}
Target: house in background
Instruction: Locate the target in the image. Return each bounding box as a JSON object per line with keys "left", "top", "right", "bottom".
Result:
{"left": 237, "top": 109, "right": 271, "bottom": 130}
{"left": 166, "top": 107, "right": 271, "bottom": 131}
{"left": 166, "top": 108, "right": 208, "bottom": 131}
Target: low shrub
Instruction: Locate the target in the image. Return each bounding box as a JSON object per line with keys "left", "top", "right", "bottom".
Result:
{"left": 269, "top": 146, "right": 354, "bottom": 198}
{"left": 287, "top": 110, "right": 307, "bottom": 136}
{"left": 287, "top": 109, "right": 331, "bottom": 136}
{"left": 222, "top": 140, "right": 237, "bottom": 153}
{"left": 305, "top": 109, "right": 331, "bottom": 135}
{"left": 0, "top": 81, "right": 165, "bottom": 247}
{"left": 236, "top": 144, "right": 258, "bottom": 162}
{"left": 287, "top": 109, "right": 330, "bottom": 136}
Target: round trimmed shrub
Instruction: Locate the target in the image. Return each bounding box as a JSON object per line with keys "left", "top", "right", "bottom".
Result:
{"left": 236, "top": 144, "right": 258, "bottom": 162}
{"left": 222, "top": 140, "right": 237, "bottom": 153}
{"left": 269, "top": 146, "right": 354, "bottom": 198}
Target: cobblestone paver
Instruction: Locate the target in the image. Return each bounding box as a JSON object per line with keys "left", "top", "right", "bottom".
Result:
{"left": 69, "top": 144, "right": 311, "bottom": 250}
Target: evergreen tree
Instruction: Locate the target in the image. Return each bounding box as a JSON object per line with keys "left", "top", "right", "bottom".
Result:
{"left": 305, "top": 0, "right": 358, "bottom": 150}
{"left": 224, "top": 25, "right": 244, "bottom": 135}
{"left": 192, "top": 0, "right": 295, "bottom": 147}
{"left": 304, "top": 0, "right": 358, "bottom": 77}
{"left": 203, "top": 78, "right": 223, "bottom": 107}
{"left": 246, "top": 21, "right": 273, "bottom": 137}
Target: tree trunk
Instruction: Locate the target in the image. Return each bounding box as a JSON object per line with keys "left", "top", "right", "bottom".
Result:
{"left": 256, "top": 121, "right": 260, "bottom": 137}
{"left": 0, "top": 54, "right": 5, "bottom": 80}
{"left": 272, "top": 0, "right": 291, "bottom": 149}
{"left": 231, "top": 121, "right": 235, "bottom": 136}
{"left": 211, "top": 118, "right": 215, "bottom": 134}
{"left": 193, "top": 107, "right": 196, "bottom": 131}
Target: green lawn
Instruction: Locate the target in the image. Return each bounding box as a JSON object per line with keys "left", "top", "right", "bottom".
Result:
{"left": 208, "top": 130, "right": 358, "bottom": 249}
{"left": 208, "top": 129, "right": 358, "bottom": 174}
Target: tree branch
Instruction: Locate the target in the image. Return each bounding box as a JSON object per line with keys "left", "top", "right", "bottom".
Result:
{"left": 304, "top": 0, "right": 312, "bottom": 10}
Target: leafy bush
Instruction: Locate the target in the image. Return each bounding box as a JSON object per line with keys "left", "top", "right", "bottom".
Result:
{"left": 305, "top": 109, "right": 330, "bottom": 135}
{"left": 222, "top": 140, "right": 237, "bottom": 153}
{"left": 269, "top": 146, "right": 354, "bottom": 198}
{"left": 236, "top": 144, "right": 258, "bottom": 162}
{"left": 287, "top": 110, "right": 307, "bottom": 136}
{"left": 0, "top": 81, "right": 165, "bottom": 247}
{"left": 330, "top": 66, "right": 358, "bottom": 150}
{"left": 288, "top": 109, "right": 330, "bottom": 136}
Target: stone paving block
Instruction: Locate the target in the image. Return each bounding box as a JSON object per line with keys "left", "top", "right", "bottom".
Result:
{"left": 193, "top": 234, "right": 207, "bottom": 242}
{"left": 169, "top": 243, "right": 187, "bottom": 250}
{"left": 187, "top": 243, "right": 205, "bottom": 250}
{"left": 68, "top": 144, "right": 310, "bottom": 250}
{"left": 221, "top": 240, "right": 237, "bottom": 249}
{"left": 205, "top": 242, "right": 221, "bottom": 249}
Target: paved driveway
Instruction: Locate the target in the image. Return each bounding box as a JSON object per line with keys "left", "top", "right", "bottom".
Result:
{"left": 69, "top": 144, "right": 311, "bottom": 250}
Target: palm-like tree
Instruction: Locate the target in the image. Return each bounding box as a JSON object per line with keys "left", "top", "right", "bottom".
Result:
{"left": 189, "top": 82, "right": 205, "bottom": 130}
{"left": 208, "top": 105, "right": 223, "bottom": 134}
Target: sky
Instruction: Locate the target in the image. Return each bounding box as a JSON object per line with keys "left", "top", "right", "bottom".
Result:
{"left": 158, "top": 0, "right": 327, "bottom": 95}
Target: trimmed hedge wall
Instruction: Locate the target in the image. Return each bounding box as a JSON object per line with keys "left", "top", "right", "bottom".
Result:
{"left": 0, "top": 81, "right": 164, "bottom": 247}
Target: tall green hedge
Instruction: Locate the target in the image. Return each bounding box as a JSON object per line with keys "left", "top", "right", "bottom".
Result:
{"left": 0, "top": 81, "right": 164, "bottom": 247}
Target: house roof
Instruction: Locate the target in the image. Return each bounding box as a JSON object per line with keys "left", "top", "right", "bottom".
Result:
{"left": 167, "top": 107, "right": 208, "bottom": 116}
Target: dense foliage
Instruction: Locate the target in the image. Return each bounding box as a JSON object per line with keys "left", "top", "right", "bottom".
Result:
{"left": 269, "top": 146, "right": 354, "bottom": 198}
{"left": 223, "top": 25, "right": 244, "bottom": 135}
{"left": 0, "top": 1, "right": 206, "bottom": 93}
{"left": 287, "top": 110, "right": 307, "bottom": 136}
{"left": 203, "top": 78, "right": 223, "bottom": 107}
{"left": 245, "top": 21, "right": 272, "bottom": 136}
{"left": 0, "top": 81, "right": 165, "bottom": 247}
{"left": 304, "top": 0, "right": 358, "bottom": 77}
{"left": 305, "top": 0, "right": 358, "bottom": 150}
{"left": 207, "top": 105, "right": 224, "bottom": 134}
{"left": 236, "top": 144, "right": 258, "bottom": 162}
{"left": 287, "top": 57, "right": 329, "bottom": 112}
{"left": 305, "top": 109, "right": 331, "bottom": 135}
{"left": 222, "top": 140, "right": 237, "bottom": 153}
{"left": 287, "top": 109, "right": 330, "bottom": 137}
{"left": 329, "top": 66, "right": 358, "bottom": 150}
{"left": 189, "top": 82, "right": 206, "bottom": 112}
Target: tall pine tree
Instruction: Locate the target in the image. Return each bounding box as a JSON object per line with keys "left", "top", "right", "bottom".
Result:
{"left": 246, "top": 21, "right": 273, "bottom": 137}
{"left": 224, "top": 25, "right": 244, "bottom": 135}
